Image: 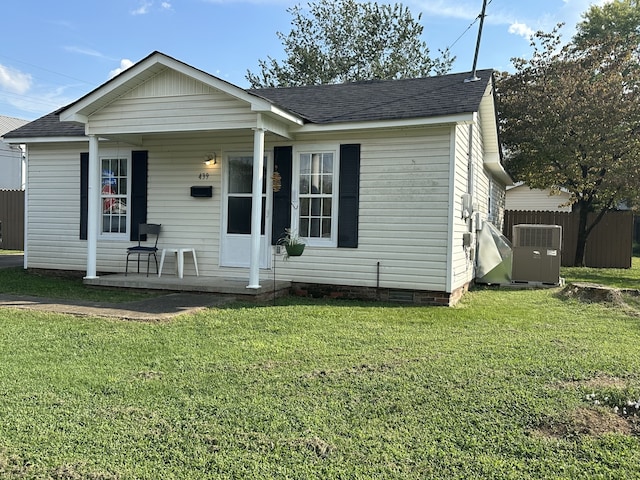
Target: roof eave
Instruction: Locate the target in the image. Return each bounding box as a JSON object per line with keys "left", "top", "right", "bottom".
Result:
{"left": 3, "top": 135, "right": 88, "bottom": 144}
{"left": 293, "top": 112, "right": 476, "bottom": 133}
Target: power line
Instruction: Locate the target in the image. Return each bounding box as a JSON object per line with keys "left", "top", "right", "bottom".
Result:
{"left": 444, "top": 0, "right": 494, "bottom": 53}
{"left": 0, "top": 53, "right": 94, "bottom": 86}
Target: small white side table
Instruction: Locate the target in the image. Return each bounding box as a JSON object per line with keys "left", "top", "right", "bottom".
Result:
{"left": 158, "top": 248, "right": 199, "bottom": 279}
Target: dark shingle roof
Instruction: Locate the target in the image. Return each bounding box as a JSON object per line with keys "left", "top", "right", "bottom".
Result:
{"left": 249, "top": 69, "right": 493, "bottom": 124}
{"left": 3, "top": 109, "right": 85, "bottom": 139}
{"left": 3, "top": 69, "right": 493, "bottom": 139}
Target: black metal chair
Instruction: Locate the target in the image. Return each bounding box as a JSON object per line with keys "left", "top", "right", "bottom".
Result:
{"left": 125, "top": 223, "right": 161, "bottom": 276}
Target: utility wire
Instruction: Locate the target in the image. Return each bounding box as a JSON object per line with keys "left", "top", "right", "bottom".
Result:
{"left": 444, "top": 0, "right": 494, "bottom": 52}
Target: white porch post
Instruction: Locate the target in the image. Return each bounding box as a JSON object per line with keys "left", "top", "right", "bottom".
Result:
{"left": 247, "top": 124, "right": 266, "bottom": 289}
{"left": 85, "top": 134, "right": 99, "bottom": 279}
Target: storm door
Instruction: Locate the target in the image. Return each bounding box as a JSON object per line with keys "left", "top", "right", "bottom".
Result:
{"left": 220, "top": 154, "right": 271, "bottom": 268}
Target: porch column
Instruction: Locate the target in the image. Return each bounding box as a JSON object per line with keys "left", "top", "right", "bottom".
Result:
{"left": 85, "top": 134, "right": 99, "bottom": 279}
{"left": 247, "top": 125, "right": 266, "bottom": 289}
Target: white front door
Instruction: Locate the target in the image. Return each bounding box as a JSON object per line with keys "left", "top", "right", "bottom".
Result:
{"left": 220, "top": 154, "right": 271, "bottom": 268}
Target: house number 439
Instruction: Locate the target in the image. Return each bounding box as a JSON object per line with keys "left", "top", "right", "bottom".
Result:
{"left": 198, "top": 173, "right": 210, "bottom": 180}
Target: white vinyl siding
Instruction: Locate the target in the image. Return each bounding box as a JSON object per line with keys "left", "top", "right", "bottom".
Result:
{"left": 506, "top": 185, "right": 571, "bottom": 212}
{"left": 26, "top": 126, "right": 457, "bottom": 291}
{"left": 273, "top": 127, "right": 452, "bottom": 292}
{"left": 86, "top": 70, "right": 261, "bottom": 135}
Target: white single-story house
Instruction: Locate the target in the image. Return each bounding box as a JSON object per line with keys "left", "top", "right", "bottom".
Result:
{"left": 505, "top": 182, "right": 572, "bottom": 212}
{"left": 3, "top": 51, "right": 511, "bottom": 305}
{"left": 0, "top": 115, "right": 28, "bottom": 190}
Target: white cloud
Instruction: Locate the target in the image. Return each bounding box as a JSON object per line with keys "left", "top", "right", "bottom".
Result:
{"left": 109, "top": 59, "right": 135, "bottom": 78}
{"left": 64, "top": 46, "right": 105, "bottom": 58}
{"left": 0, "top": 64, "right": 32, "bottom": 95}
{"left": 508, "top": 22, "right": 534, "bottom": 39}
{"left": 131, "top": 1, "right": 152, "bottom": 15}
{"left": 161, "top": 1, "right": 172, "bottom": 10}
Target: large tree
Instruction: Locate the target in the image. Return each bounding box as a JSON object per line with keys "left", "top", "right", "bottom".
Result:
{"left": 246, "top": 0, "right": 453, "bottom": 88}
{"left": 497, "top": 22, "right": 640, "bottom": 266}
{"left": 574, "top": 0, "right": 640, "bottom": 45}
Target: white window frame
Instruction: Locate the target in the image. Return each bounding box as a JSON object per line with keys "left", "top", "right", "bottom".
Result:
{"left": 292, "top": 144, "right": 339, "bottom": 247}
{"left": 99, "top": 153, "right": 131, "bottom": 240}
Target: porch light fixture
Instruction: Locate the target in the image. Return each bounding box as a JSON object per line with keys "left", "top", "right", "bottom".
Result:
{"left": 204, "top": 153, "right": 217, "bottom": 166}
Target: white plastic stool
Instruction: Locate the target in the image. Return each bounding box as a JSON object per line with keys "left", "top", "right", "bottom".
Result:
{"left": 158, "top": 248, "right": 199, "bottom": 279}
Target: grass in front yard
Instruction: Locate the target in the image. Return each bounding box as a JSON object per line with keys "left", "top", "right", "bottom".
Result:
{"left": 0, "top": 267, "right": 157, "bottom": 302}
{"left": 1, "top": 285, "right": 640, "bottom": 478}
{"left": 562, "top": 257, "right": 640, "bottom": 289}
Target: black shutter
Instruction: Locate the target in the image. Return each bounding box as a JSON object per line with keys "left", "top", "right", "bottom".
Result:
{"left": 271, "top": 146, "right": 293, "bottom": 245}
{"left": 338, "top": 144, "right": 360, "bottom": 248}
{"left": 80, "top": 152, "right": 89, "bottom": 240}
{"left": 130, "top": 151, "right": 148, "bottom": 241}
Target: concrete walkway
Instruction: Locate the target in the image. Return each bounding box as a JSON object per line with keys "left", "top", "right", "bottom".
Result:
{"left": 0, "top": 292, "right": 234, "bottom": 321}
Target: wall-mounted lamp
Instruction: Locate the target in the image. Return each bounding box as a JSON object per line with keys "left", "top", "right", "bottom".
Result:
{"left": 204, "top": 153, "right": 217, "bottom": 166}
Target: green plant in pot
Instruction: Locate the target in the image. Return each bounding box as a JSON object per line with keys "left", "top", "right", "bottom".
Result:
{"left": 278, "top": 228, "right": 305, "bottom": 259}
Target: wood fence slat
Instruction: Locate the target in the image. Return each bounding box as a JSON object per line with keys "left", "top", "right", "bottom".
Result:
{"left": 503, "top": 210, "right": 632, "bottom": 268}
{"left": 0, "top": 190, "right": 25, "bottom": 250}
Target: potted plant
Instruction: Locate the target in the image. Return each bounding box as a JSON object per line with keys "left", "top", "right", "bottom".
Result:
{"left": 277, "top": 228, "right": 305, "bottom": 259}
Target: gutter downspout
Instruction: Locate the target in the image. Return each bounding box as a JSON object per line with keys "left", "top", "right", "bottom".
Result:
{"left": 22, "top": 145, "right": 28, "bottom": 269}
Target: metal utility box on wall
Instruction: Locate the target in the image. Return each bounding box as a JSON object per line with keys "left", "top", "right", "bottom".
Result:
{"left": 512, "top": 224, "right": 562, "bottom": 284}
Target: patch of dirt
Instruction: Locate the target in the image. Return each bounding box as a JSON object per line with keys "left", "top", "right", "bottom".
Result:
{"left": 294, "top": 436, "right": 334, "bottom": 459}
{"left": 539, "top": 374, "right": 640, "bottom": 440}
{"left": 135, "top": 370, "right": 163, "bottom": 380}
{"left": 0, "top": 448, "right": 34, "bottom": 477}
{"left": 560, "top": 283, "right": 640, "bottom": 316}
{"left": 558, "top": 375, "right": 630, "bottom": 390}
{"left": 561, "top": 283, "right": 625, "bottom": 304}
{"left": 533, "top": 407, "right": 633, "bottom": 440}
{"left": 50, "top": 463, "right": 119, "bottom": 480}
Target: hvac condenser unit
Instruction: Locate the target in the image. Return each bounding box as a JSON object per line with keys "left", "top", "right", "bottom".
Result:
{"left": 512, "top": 224, "right": 562, "bottom": 284}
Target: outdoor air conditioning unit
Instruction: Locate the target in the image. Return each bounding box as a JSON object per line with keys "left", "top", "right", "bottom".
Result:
{"left": 512, "top": 224, "right": 562, "bottom": 284}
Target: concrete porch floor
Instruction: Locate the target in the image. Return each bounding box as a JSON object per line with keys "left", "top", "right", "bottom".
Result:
{"left": 84, "top": 272, "right": 292, "bottom": 299}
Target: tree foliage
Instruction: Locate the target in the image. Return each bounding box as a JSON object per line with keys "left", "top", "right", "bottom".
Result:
{"left": 246, "top": 0, "right": 453, "bottom": 88}
{"left": 575, "top": 0, "right": 640, "bottom": 45}
{"left": 496, "top": 18, "right": 640, "bottom": 266}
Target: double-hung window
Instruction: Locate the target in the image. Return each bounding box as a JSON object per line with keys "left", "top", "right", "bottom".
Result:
{"left": 296, "top": 149, "right": 337, "bottom": 246}
{"left": 100, "top": 157, "right": 129, "bottom": 236}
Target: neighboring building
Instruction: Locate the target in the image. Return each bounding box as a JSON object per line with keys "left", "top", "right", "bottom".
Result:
{"left": 0, "top": 115, "right": 29, "bottom": 189}
{"left": 4, "top": 51, "right": 511, "bottom": 305}
{"left": 505, "top": 182, "right": 572, "bottom": 212}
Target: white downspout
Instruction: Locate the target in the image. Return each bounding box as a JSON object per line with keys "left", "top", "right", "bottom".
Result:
{"left": 22, "top": 145, "right": 28, "bottom": 269}
{"left": 247, "top": 120, "right": 266, "bottom": 289}
{"left": 85, "top": 134, "right": 99, "bottom": 279}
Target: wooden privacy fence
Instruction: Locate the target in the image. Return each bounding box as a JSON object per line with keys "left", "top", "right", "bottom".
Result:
{"left": 503, "top": 210, "right": 633, "bottom": 268}
{"left": 0, "top": 190, "right": 24, "bottom": 250}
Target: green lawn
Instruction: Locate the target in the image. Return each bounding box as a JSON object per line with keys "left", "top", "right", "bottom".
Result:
{"left": 0, "top": 263, "right": 639, "bottom": 478}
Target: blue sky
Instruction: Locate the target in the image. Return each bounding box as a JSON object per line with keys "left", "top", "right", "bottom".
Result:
{"left": 0, "top": 0, "right": 611, "bottom": 121}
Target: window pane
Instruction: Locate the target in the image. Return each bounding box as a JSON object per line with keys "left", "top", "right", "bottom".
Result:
{"left": 300, "top": 197, "right": 310, "bottom": 216}
{"left": 228, "top": 156, "right": 253, "bottom": 193}
{"left": 322, "top": 175, "right": 332, "bottom": 194}
{"left": 228, "top": 156, "right": 268, "bottom": 194}
{"left": 322, "top": 198, "right": 332, "bottom": 216}
{"left": 227, "top": 197, "right": 252, "bottom": 234}
{"left": 300, "top": 154, "right": 311, "bottom": 174}
{"left": 322, "top": 153, "right": 333, "bottom": 173}
{"left": 300, "top": 218, "right": 309, "bottom": 237}
{"left": 227, "top": 197, "right": 266, "bottom": 235}
{"left": 321, "top": 218, "right": 331, "bottom": 237}
{"left": 298, "top": 151, "right": 335, "bottom": 240}
{"left": 101, "top": 158, "right": 128, "bottom": 234}
{"left": 310, "top": 218, "right": 320, "bottom": 237}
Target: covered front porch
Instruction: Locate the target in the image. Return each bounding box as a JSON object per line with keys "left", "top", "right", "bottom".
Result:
{"left": 58, "top": 52, "right": 304, "bottom": 290}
